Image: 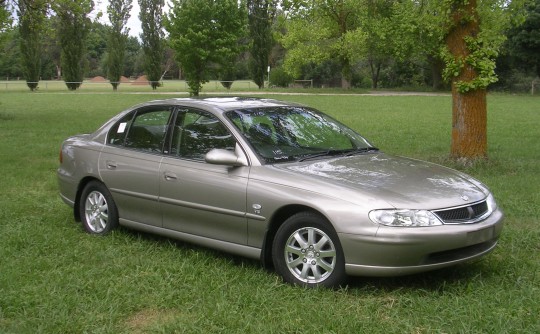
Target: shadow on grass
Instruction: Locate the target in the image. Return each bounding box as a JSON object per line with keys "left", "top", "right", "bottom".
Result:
{"left": 116, "top": 225, "right": 263, "bottom": 269}
{"left": 345, "top": 260, "right": 500, "bottom": 293}
{"left": 111, "top": 224, "right": 506, "bottom": 294}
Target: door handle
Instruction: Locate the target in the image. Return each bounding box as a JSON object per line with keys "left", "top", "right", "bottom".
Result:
{"left": 164, "top": 172, "right": 178, "bottom": 181}
{"left": 106, "top": 160, "right": 117, "bottom": 169}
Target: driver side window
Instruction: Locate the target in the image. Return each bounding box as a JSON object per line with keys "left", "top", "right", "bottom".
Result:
{"left": 170, "top": 109, "right": 235, "bottom": 161}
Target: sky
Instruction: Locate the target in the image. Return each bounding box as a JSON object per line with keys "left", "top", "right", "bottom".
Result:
{"left": 93, "top": 0, "right": 171, "bottom": 38}
{"left": 92, "top": 0, "right": 141, "bottom": 37}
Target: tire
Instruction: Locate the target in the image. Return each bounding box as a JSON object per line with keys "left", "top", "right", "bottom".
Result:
{"left": 79, "top": 181, "right": 119, "bottom": 235}
{"left": 272, "top": 211, "right": 346, "bottom": 288}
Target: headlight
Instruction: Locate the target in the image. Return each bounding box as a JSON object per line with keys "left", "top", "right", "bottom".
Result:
{"left": 486, "top": 193, "right": 498, "bottom": 212}
{"left": 369, "top": 209, "right": 443, "bottom": 227}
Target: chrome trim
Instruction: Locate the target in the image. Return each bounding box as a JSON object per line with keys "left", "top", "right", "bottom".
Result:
{"left": 159, "top": 196, "right": 247, "bottom": 219}
{"left": 110, "top": 188, "right": 159, "bottom": 202}
{"left": 432, "top": 200, "right": 492, "bottom": 225}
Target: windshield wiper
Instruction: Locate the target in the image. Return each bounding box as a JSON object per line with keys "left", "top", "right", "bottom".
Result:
{"left": 297, "top": 147, "right": 379, "bottom": 162}
{"left": 298, "top": 149, "right": 350, "bottom": 162}
{"left": 345, "top": 146, "right": 379, "bottom": 156}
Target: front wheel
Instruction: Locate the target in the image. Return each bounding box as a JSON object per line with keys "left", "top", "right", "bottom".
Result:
{"left": 79, "top": 181, "right": 119, "bottom": 235}
{"left": 272, "top": 212, "right": 346, "bottom": 288}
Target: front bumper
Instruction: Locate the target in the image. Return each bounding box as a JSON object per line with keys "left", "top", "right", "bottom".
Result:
{"left": 340, "top": 208, "right": 504, "bottom": 277}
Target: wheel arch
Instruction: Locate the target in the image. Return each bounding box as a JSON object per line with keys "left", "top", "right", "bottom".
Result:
{"left": 73, "top": 176, "right": 103, "bottom": 222}
{"left": 261, "top": 204, "right": 330, "bottom": 269}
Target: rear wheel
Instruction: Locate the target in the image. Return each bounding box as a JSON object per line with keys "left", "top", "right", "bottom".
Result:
{"left": 272, "top": 212, "right": 346, "bottom": 288}
{"left": 79, "top": 181, "right": 119, "bottom": 235}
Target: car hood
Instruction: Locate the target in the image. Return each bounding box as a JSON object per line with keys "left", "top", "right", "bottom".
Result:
{"left": 276, "top": 153, "right": 488, "bottom": 210}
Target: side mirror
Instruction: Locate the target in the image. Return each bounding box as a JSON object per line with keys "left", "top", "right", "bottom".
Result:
{"left": 205, "top": 144, "right": 248, "bottom": 167}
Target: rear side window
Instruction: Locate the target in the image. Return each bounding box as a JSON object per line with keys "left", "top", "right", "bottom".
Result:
{"left": 108, "top": 113, "right": 134, "bottom": 146}
{"left": 108, "top": 107, "right": 173, "bottom": 153}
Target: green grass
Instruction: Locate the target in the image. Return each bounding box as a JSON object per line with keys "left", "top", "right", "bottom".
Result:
{"left": 0, "top": 92, "right": 538, "bottom": 333}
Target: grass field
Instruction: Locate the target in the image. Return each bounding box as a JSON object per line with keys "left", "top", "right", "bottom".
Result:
{"left": 0, "top": 91, "right": 538, "bottom": 333}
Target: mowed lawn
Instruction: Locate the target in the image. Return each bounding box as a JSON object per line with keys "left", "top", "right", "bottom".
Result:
{"left": 0, "top": 92, "right": 538, "bottom": 333}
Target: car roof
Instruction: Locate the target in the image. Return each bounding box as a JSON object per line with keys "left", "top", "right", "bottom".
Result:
{"left": 135, "top": 96, "right": 304, "bottom": 113}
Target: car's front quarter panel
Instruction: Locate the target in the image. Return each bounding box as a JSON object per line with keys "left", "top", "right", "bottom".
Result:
{"left": 245, "top": 166, "right": 385, "bottom": 249}
{"left": 57, "top": 135, "right": 103, "bottom": 206}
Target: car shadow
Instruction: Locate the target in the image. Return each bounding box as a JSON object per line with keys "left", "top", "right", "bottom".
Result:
{"left": 344, "top": 260, "right": 500, "bottom": 293}
{"left": 117, "top": 226, "right": 262, "bottom": 269}
{"left": 116, "top": 226, "right": 500, "bottom": 292}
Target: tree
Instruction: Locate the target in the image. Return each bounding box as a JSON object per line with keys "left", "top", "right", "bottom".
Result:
{"left": 139, "top": 0, "right": 164, "bottom": 90}
{"left": 53, "top": 0, "right": 93, "bottom": 90}
{"left": 1, "top": 0, "right": 12, "bottom": 34}
{"left": 359, "top": 0, "right": 396, "bottom": 89}
{"left": 408, "top": 1, "right": 449, "bottom": 90}
{"left": 247, "top": 0, "right": 278, "bottom": 89}
{"left": 439, "top": 0, "right": 524, "bottom": 160}
{"left": 107, "top": 0, "right": 132, "bottom": 90}
{"left": 444, "top": 0, "right": 487, "bottom": 159}
{"left": 281, "top": 0, "right": 364, "bottom": 89}
{"left": 86, "top": 21, "right": 109, "bottom": 77}
{"left": 506, "top": 0, "right": 540, "bottom": 78}
{"left": 42, "top": 15, "right": 62, "bottom": 79}
{"left": 123, "top": 35, "right": 142, "bottom": 77}
{"left": 165, "top": 0, "right": 247, "bottom": 96}
{"left": 17, "top": 0, "right": 47, "bottom": 91}
{"left": 0, "top": 29, "right": 23, "bottom": 78}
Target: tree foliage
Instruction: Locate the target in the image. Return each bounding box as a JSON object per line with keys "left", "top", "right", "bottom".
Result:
{"left": 1, "top": 0, "right": 12, "bottom": 36}
{"left": 124, "top": 35, "right": 143, "bottom": 77}
{"left": 107, "top": 0, "right": 132, "bottom": 90}
{"left": 17, "top": 0, "right": 48, "bottom": 91}
{"left": 42, "top": 15, "right": 62, "bottom": 80}
{"left": 506, "top": 0, "right": 540, "bottom": 77}
{"left": 281, "top": 0, "right": 369, "bottom": 89}
{"left": 0, "top": 0, "right": 532, "bottom": 103}
{"left": 165, "top": 0, "right": 247, "bottom": 96}
{"left": 0, "top": 30, "right": 22, "bottom": 78}
{"left": 139, "top": 0, "right": 164, "bottom": 90}
{"left": 86, "top": 21, "right": 109, "bottom": 77}
{"left": 357, "top": 1, "right": 398, "bottom": 89}
{"left": 53, "top": 0, "right": 93, "bottom": 90}
{"left": 247, "top": 0, "right": 278, "bottom": 89}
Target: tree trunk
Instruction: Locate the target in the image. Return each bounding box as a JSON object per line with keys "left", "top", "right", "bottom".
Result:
{"left": 341, "top": 76, "right": 351, "bottom": 89}
{"left": 429, "top": 56, "right": 445, "bottom": 90}
{"left": 55, "top": 64, "right": 62, "bottom": 80}
{"left": 340, "top": 57, "right": 351, "bottom": 89}
{"left": 446, "top": 0, "right": 487, "bottom": 160}
{"left": 450, "top": 88, "right": 487, "bottom": 159}
{"left": 369, "top": 59, "right": 381, "bottom": 89}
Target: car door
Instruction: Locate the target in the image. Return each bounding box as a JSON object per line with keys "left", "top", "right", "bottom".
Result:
{"left": 99, "top": 106, "right": 174, "bottom": 227}
{"left": 159, "top": 108, "right": 249, "bottom": 244}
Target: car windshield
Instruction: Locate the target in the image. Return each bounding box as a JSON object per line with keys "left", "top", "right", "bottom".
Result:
{"left": 226, "top": 106, "right": 376, "bottom": 163}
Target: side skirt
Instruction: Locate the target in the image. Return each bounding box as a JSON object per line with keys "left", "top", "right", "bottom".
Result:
{"left": 120, "top": 218, "right": 262, "bottom": 260}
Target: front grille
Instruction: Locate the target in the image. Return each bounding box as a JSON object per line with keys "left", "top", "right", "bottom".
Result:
{"left": 434, "top": 201, "right": 489, "bottom": 224}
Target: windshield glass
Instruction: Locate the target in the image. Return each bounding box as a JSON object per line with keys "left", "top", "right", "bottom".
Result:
{"left": 226, "top": 106, "right": 375, "bottom": 163}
